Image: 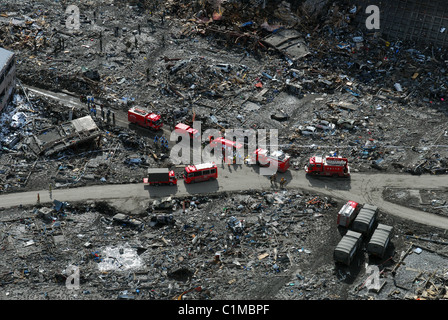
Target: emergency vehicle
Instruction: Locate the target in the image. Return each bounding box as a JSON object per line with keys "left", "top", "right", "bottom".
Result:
{"left": 209, "top": 137, "right": 243, "bottom": 162}
{"left": 305, "top": 155, "right": 350, "bottom": 177}
{"left": 337, "top": 200, "right": 359, "bottom": 227}
{"left": 253, "top": 148, "right": 291, "bottom": 173}
{"left": 183, "top": 163, "right": 218, "bottom": 184}
{"left": 128, "top": 107, "right": 163, "bottom": 131}
{"left": 144, "top": 168, "right": 177, "bottom": 186}
{"left": 175, "top": 123, "right": 200, "bottom": 141}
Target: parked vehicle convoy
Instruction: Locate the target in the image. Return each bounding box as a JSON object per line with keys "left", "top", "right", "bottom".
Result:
{"left": 175, "top": 123, "right": 200, "bottom": 141}
{"left": 367, "top": 224, "right": 393, "bottom": 258}
{"left": 305, "top": 155, "right": 350, "bottom": 177}
{"left": 333, "top": 230, "right": 363, "bottom": 266}
{"left": 144, "top": 168, "right": 177, "bottom": 186}
{"left": 352, "top": 204, "right": 378, "bottom": 235}
{"left": 337, "top": 200, "right": 359, "bottom": 227}
{"left": 253, "top": 148, "right": 291, "bottom": 173}
{"left": 128, "top": 107, "right": 163, "bottom": 130}
{"left": 183, "top": 162, "right": 218, "bottom": 184}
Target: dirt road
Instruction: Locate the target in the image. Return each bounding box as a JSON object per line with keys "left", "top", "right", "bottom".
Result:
{"left": 1, "top": 164, "right": 447, "bottom": 230}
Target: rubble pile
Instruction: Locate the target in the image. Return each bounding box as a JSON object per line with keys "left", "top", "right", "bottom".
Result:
{"left": 0, "top": 190, "right": 351, "bottom": 300}
{"left": 0, "top": 0, "right": 448, "bottom": 302}
{"left": 2, "top": 189, "right": 447, "bottom": 300}
{"left": 0, "top": 92, "right": 170, "bottom": 193}
{"left": 0, "top": 0, "right": 447, "bottom": 180}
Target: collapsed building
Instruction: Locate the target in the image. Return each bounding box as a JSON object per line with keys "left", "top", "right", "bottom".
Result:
{"left": 23, "top": 115, "right": 102, "bottom": 157}
{"left": 0, "top": 47, "right": 15, "bottom": 113}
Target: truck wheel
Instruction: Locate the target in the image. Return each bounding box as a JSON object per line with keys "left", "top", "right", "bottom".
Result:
{"left": 169, "top": 182, "right": 173, "bottom": 186}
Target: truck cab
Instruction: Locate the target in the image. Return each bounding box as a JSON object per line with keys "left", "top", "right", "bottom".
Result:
{"left": 146, "top": 113, "right": 163, "bottom": 130}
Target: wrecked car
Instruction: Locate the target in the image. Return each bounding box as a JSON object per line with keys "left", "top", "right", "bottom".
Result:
{"left": 298, "top": 125, "right": 317, "bottom": 136}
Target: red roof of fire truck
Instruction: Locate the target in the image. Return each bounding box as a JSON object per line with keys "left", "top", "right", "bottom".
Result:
{"left": 210, "top": 137, "right": 243, "bottom": 149}
{"left": 175, "top": 123, "right": 200, "bottom": 139}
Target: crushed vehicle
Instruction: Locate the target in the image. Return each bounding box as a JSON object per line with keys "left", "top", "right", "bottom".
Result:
{"left": 128, "top": 106, "right": 163, "bottom": 131}
{"left": 314, "top": 120, "right": 336, "bottom": 131}
{"left": 298, "top": 125, "right": 317, "bottom": 136}
{"left": 214, "top": 63, "right": 232, "bottom": 73}
{"left": 144, "top": 168, "right": 177, "bottom": 186}
{"left": 337, "top": 119, "right": 356, "bottom": 130}
{"left": 149, "top": 214, "right": 175, "bottom": 227}
{"left": 124, "top": 157, "right": 147, "bottom": 166}
{"left": 112, "top": 213, "right": 144, "bottom": 229}
{"left": 151, "top": 197, "right": 176, "bottom": 211}
{"left": 10, "top": 112, "right": 27, "bottom": 129}
{"left": 305, "top": 155, "right": 350, "bottom": 177}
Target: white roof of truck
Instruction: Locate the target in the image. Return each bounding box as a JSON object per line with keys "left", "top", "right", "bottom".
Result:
{"left": 194, "top": 163, "right": 216, "bottom": 170}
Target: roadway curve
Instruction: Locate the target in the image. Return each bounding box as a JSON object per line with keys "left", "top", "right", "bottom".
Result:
{"left": 7, "top": 85, "right": 448, "bottom": 230}
{"left": 1, "top": 164, "right": 447, "bottom": 230}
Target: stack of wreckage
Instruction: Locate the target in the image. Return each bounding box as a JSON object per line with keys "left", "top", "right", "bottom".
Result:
{"left": 0, "top": 0, "right": 446, "bottom": 183}
{"left": 24, "top": 115, "right": 102, "bottom": 157}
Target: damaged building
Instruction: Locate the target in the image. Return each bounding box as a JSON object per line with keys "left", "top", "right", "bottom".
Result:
{"left": 0, "top": 47, "right": 15, "bottom": 113}
{"left": 24, "top": 115, "right": 102, "bottom": 157}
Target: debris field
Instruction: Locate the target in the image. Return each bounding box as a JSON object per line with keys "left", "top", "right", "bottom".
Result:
{"left": 0, "top": 0, "right": 448, "bottom": 301}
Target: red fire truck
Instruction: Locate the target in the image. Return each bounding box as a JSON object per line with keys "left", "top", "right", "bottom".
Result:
{"left": 209, "top": 137, "right": 243, "bottom": 162}
{"left": 337, "top": 200, "right": 359, "bottom": 227}
{"left": 253, "top": 148, "right": 291, "bottom": 173}
{"left": 305, "top": 155, "right": 350, "bottom": 177}
{"left": 128, "top": 107, "right": 163, "bottom": 131}
{"left": 183, "top": 163, "right": 218, "bottom": 184}
{"left": 175, "top": 123, "right": 200, "bottom": 140}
